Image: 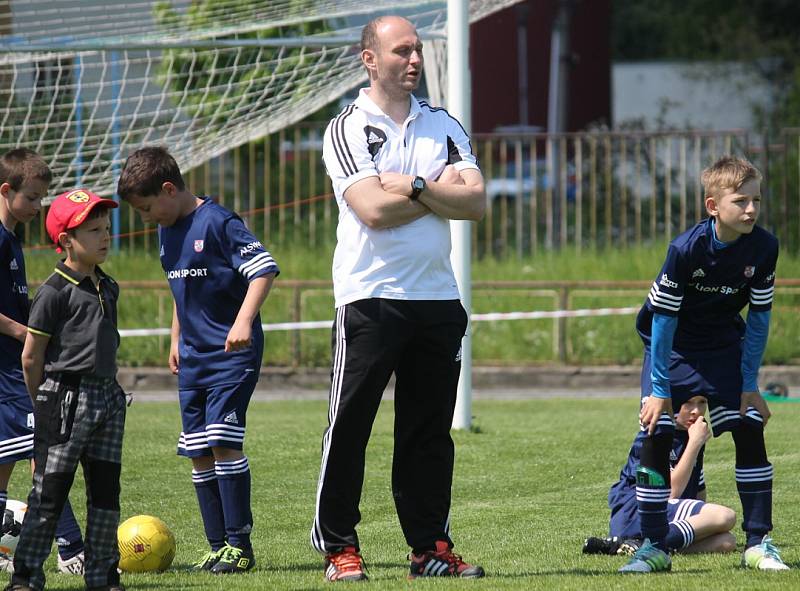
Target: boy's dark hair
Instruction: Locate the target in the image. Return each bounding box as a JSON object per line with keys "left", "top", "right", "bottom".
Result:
{"left": 66, "top": 204, "right": 113, "bottom": 234}
{"left": 117, "top": 146, "right": 185, "bottom": 201}
{"left": 0, "top": 148, "right": 53, "bottom": 190}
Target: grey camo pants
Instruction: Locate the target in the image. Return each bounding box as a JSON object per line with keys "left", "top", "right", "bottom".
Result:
{"left": 11, "top": 373, "right": 126, "bottom": 591}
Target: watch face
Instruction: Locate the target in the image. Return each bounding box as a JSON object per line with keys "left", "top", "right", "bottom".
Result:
{"left": 413, "top": 177, "right": 425, "bottom": 190}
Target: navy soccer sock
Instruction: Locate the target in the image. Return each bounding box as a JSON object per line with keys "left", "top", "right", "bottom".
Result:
{"left": 216, "top": 457, "right": 253, "bottom": 551}
{"left": 736, "top": 463, "right": 773, "bottom": 548}
{"left": 664, "top": 520, "right": 695, "bottom": 551}
{"left": 636, "top": 432, "right": 673, "bottom": 551}
{"left": 54, "top": 498, "right": 84, "bottom": 559}
{"left": 733, "top": 422, "right": 772, "bottom": 548}
{"left": 192, "top": 468, "right": 226, "bottom": 551}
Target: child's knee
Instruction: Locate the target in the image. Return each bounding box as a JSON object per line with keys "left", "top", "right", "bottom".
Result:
{"left": 718, "top": 506, "right": 737, "bottom": 531}
{"left": 704, "top": 504, "right": 737, "bottom": 531}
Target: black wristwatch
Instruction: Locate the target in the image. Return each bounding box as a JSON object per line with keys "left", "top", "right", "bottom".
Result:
{"left": 410, "top": 176, "right": 426, "bottom": 200}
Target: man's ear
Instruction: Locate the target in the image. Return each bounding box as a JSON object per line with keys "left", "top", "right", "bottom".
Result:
{"left": 361, "top": 49, "right": 377, "bottom": 74}
{"left": 0, "top": 182, "right": 11, "bottom": 199}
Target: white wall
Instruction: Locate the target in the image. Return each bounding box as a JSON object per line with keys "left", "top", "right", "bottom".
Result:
{"left": 613, "top": 61, "right": 773, "bottom": 130}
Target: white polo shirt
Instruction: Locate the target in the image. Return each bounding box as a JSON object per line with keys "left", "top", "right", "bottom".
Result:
{"left": 323, "top": 89, "right": 480, "bottom": 308}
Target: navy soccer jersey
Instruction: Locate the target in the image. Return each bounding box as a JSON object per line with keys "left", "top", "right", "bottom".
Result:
{"left": 159, "top": 198, "right": 279, "bottom": 389}
{"left": 637, "top": 218, "right": 778, "bottom": 356}
{"left": 0, "top": 224, "right": 29, "bottom": 399}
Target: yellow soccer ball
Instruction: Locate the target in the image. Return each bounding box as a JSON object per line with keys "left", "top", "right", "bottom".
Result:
{"left": 118, "top": 515, "right": 176, "bottom": 572}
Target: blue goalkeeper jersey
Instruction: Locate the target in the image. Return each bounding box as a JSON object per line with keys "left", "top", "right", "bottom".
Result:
{"left": 608, "top": 429, "right": 706, "bottom": 512}
{"left": 0, "top": 225, "right": 28, "bottom": 399}
{"left": 637, "top": 218, "right": 777, "bottom": 357}
{"left": 159, "top": 198, "right": 279, "bottom": 389}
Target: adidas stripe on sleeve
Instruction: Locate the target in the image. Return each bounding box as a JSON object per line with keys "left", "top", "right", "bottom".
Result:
{"left": 322, "top": 105, "right": 378, "bottom": 197}
{"left": 647, "top": 245, "right": 688, "bottom": 316}
{"left": 225, "top": 217, "right": 280, "bottom": 281}
{"left": 443, "top": 111, "right": 479, "bottom": 172}
{"left": 748, "top": 248, "right": 777, "bottom": 312}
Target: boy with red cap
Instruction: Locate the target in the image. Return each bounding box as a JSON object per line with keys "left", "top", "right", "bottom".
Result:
{"left": 8, "top": 188, "right": 126, "bottom": 591}
{"left": 0, "top": 150, "right": 86, "bottom": 577}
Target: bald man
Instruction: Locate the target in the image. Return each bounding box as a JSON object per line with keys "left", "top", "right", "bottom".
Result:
{"left": 310, "top": 15, "right": 486, "bottom": 582}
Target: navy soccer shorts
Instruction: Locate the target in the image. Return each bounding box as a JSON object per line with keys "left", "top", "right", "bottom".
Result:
{"left": 610, "top": 495, "right": 705, "bottom": 539}
{"left": 640, "top": 344, "right": 764, "bottom": 436}
{"left": 176, "top": 376, "right": 258, "bottom": 457}
{"left": 0, "top": 396, "right": 34, "bottom": 465}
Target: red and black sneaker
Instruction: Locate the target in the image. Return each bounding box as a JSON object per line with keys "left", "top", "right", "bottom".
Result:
{"left": 408, "top": 541, "right": 485, "bottom": 579}
{"left": 324, "top": 547, "right": 368, "bottom": 582}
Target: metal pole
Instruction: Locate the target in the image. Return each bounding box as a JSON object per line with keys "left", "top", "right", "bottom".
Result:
{"left": 448, "top": 0, "right": 472, "bottom": 430}
{"left": 74, "top": 55, "right": 83, "bottom": 184}
{"left": 111, "top": 50, "right": 121, "bottom": 251}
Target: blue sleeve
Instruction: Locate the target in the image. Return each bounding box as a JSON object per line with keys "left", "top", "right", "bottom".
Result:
{"left": 651, "top": 312, "right": 678, "bottom": 399}
{"left": 741, "top": 309, "right": 770, "bottom": 392}
{"left": 223, "top": 217, "right": 280, "bottom": 281}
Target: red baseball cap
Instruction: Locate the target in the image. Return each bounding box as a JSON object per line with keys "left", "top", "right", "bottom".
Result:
{"left": 46, "top": 188, "right": 118, "bottom": 251}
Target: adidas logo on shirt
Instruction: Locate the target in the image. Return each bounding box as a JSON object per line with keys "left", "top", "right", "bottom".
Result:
{"left": 367, "top": 131, "right": 383, "bottom": 144}
{"left": 224, "top": 411, "right": 239, "bottom": 424}
{"left": 160, "top": 244, "right": 165, "bottom": 257}
{"left": 9, "top": 259, "right": 18, "bottom": 271}
{"left": 692, "top": 268, "right": 705, "bottom": 278}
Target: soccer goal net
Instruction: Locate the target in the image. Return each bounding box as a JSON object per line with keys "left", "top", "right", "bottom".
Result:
{"left": 0, "top": 0, "right": 522, "bottom": 198}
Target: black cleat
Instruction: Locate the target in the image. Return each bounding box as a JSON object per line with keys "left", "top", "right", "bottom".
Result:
{"left": 618, "top": 538, "right": 644, "bottom": 556}
{"left": 210, "top": 544, "right": 255, "bottom": 574}
{"left": 583, "top": 536, "right": 622, "bottom": 555}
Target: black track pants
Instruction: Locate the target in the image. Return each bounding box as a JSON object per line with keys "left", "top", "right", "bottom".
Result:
{"left": 311, "top": 298, "right": 467, "bottom": 554}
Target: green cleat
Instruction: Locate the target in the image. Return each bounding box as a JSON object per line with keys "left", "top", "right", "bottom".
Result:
{"left": 192, "top": 548, "right": 224, "bottom": 571}
{"left": 618, "top": 539, "right": 671, "bottom": 573}
{"left": 742, "top": 536, "right": 790, "bottom": 571}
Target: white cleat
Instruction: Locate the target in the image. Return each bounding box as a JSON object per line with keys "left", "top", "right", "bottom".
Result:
{"left": 742, "top": 536, "right": 790, "bottom": 571}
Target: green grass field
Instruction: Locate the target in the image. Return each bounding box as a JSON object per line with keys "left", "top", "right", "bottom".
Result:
{"left": 8, "top": 397, "right": 800, "bottom": 590}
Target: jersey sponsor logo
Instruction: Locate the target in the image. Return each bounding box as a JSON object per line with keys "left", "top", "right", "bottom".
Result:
{"left": 9, "top": 259, "right": 18, "bottom": 271}
{"left": 363, "top": 125, "right": 387, "bottom": 158}
{"left": 691, "top": 268, "right": 705, "bottom": 279}
{"left": 659, "top": 273, "right": 678, "bottom": 289}
{"left": 744, "top": 265, "right": 755, "bottom": 278}
{"left": 689, "top": 282, "right": 740, "bottom": 295}
{"left": 224, "top": 411, "right": 239, "bottom": 424}
{"left": 194, "top": 239, "right": 204, "bottom": 252}
{"left": 166, "top": 267, "right": 208, "bottom": 279}
{"left": 240, "top": 241, "right": 263, "bottom": 257}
